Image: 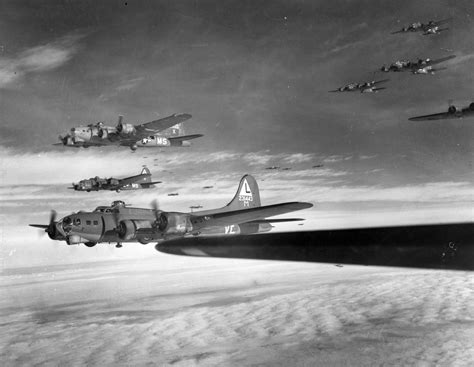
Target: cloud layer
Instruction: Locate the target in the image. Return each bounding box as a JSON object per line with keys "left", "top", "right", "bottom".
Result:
{"left": 1, "top": 259, "right": 473, "bottom": 366}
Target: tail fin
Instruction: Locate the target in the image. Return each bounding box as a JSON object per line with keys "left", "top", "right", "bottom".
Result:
{"left": 141, "top": 167, "right": 151, "bottom": 175}
{"left": 162, "top": 123, "right": 184, "bottom": 137}
{"left": 225, "top": 174, "right": 261, "bottom": 210}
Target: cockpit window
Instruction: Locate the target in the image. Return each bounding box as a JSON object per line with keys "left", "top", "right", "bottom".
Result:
{"left": 63, "top": 217, "right": 72, "bottom": 225}
{"left": 74, "top": 218, "right": 81, "bottom": 226}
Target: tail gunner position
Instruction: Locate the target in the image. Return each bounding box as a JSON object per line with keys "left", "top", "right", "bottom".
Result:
{"left": 30, "top": 175, "right": 312, "bottom": 248}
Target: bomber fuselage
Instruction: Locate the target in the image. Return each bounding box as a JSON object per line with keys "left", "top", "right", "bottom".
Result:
{"left": 56, "top": 202, "right": 272, "bottom": 246}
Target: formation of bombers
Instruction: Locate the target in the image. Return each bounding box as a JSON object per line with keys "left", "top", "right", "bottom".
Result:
{"left": 329, "top": 17, "right": 472, "bottom": 122}
{"left": 31, "top": 16, "right": 470, "bottom": 251}
{"left": 31, "top": 175, "right": 312, "bottom": 248}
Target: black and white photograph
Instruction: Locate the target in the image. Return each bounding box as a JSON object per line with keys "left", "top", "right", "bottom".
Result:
{"left": 1, "top": 1, "right": 473, "bottom": 365}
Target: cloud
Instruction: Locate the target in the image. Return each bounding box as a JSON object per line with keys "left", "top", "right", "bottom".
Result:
{"left": 0, "top": 33, "right": 84, "bottom": 88}
{"left": 1, "top": 260, "right": 473, "bottom": 365}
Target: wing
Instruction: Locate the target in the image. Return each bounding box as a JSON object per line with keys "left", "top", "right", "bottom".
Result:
{"left": 373, "top": 79, "right": 389, "bottom": 85}
{"left": 53, "top": 140, "right": 110, "bottom": 147}
{"left": 190, "top": 202, "right": 312, "bottom": 229}
{"left": 432, "top": 18, "right": 451, "bottom": 26}
{"left": 391, "top": 29, "right": 404, "bottom": 34}
{"left": 156, "top": 223, "right": 474, "bottom": 270}
{"left": 133, "top": 113, "right": 192, "bottom": 140}
{"left": 409, "top": 112, "right": 455, "bottom": 121}
{"left": 426, "top": 54, "right": 456, "bottom": 66}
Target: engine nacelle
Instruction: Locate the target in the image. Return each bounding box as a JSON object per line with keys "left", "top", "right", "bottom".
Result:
{"left": 98, "top": 128, "right": 109, "bottom": 139}
{"left": 448, "top": 105, "right": 457, "bottom": 114}
{"left": 469, "top": 102, "right": 474, "bottom": 111}
{"left": 118, "top": 220, "right": 153, "bottom": 240}
{"left": 158, "top": 212, "right": 192, "bottom": 235}
{"left": 117, "top": 122, "right": 136, "bottom": 136}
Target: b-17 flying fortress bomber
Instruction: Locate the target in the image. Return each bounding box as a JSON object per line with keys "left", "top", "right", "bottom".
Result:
{"left": 391, "top": 18, "right": 450, "bottom": 35}
{"left": 56, "top": 113, "right": 203, "bottom": 151}
{"left": 409, "top": 102, "right": 474, "bottom": 121}
{"left": 329, "top": 79, "right": 389, "bottom": 93}
{"left": 69, "top": 167, "right": 161, "bottom": 193}
{"left": 30, "top": 175, "right": 312, "bottom": 248}
{"left": 380, "top": 55, "right": 456, "bottom": 74}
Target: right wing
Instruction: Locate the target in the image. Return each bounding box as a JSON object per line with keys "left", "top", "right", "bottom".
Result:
{"left": 190, "top": 202, "right": 313, "bottom": 230}
{"left": 426, "top": 55, "right": 456, "bottom": 66}
{"left": 134, "top": 113, "right": 192, "bottom": 140}
{"left": 373, "top": 79, "right": 390, "bottom": 85}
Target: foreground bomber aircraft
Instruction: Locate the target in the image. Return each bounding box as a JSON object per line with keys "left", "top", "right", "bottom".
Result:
{"left": 409, "top": 101, "right": 474, "bottom": 121}
{"left": 391, "top": 18, "right": 450, "bottom": 35}
{"left": 380, "top": 55, "right": 455, "bottom": 74}
{"left": 30, "top": 175, "right": 312, "bottom": 248}
{"left": 69, "top": 167, "right": 161, "bottom": 192}
{"left": 56, "top": 113, "right": 203, "bottom": 151}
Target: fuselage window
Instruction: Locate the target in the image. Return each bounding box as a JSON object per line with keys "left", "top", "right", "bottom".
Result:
{"left": 74, "top": 218, "right": 81, "bottom": 226}
{"left": 86, "top": 220, "right": 91, "bottom": 225}
{"left": 93, "top": 220, "right": 99, "bottom": 225}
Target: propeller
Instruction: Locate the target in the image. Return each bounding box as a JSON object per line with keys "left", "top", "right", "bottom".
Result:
{"left": 448, "top": 99, "right": 456, "bottom": 113}
{"left": 116, "top": 115, "right": 124, "bottom": 132}
{"left": 151, "top": 199, "right": 168, "bottom": 231}
{"left": 29, "top": 210, "right": 58, "bottom": 239}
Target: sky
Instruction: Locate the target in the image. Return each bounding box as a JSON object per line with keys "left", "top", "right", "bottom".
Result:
{"left": 0, "top": 0, "right": 473, "bottom": 267}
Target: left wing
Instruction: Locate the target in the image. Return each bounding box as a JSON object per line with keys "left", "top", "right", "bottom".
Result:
{"left": 409, "top": 112, "right": 456, "bottom": 121}
{"left": 133, "top": 113, "right": 192, "bottom": 140}
{"left": 190, "top": 202, "right": 312, "bottom": 229}
{"left": 156, "top": 223, "right": 474, "bottom": 270}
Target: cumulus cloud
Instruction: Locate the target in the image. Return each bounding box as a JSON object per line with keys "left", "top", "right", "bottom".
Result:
{"left": 0, "top": 33, "right": 84, "bottom": 88}
{"left": 1, "top": 260, "right": 473, "bottom": 365}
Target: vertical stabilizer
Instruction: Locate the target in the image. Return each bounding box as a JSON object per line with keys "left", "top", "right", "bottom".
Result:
{"left": 141, "top": 167, "right": 151, "bottom": 175}
{"left": 225, "top": 175, "right": 261, "bottom": 210}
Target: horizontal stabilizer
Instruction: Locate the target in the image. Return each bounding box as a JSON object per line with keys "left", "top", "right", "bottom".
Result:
{"left": 168, "top": 134, "right": 204, "bottom": 142}
{"left": 245, "top": 218, "right": 305, "bottom": 224}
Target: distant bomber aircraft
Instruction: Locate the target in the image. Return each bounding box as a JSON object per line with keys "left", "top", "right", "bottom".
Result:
{"left": 30, "top": 175, "right": 312, "bottom": 248}
{"left": 392, "top": 18, "right": 450, "bottom": 35}
{"left": 56, "top": 113, "right": 203, "bottom": 151}
{"left": 69, "top": 167, "right": 161, "bottom": 193}
{"left": 409, "top": 102, "right": 474, "bottom": 121}
{"left": 329, "top": 79, "right": 389, "bottom": 93}
{"left": 380, "top": 55, "right": 455, "bottom": 74}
